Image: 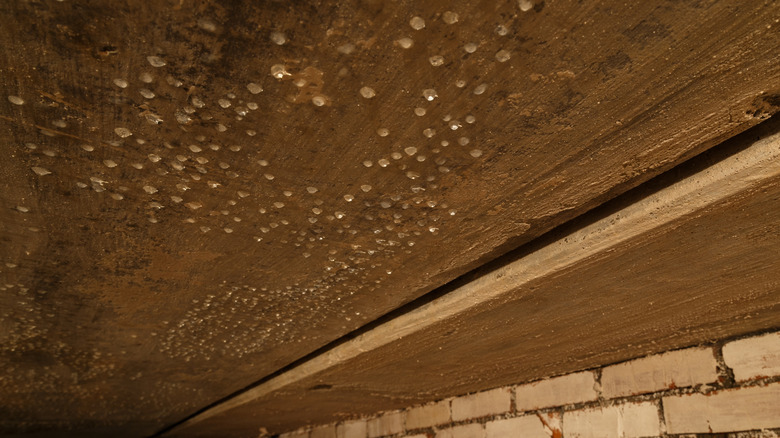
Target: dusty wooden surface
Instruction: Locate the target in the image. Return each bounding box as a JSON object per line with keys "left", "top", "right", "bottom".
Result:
{"left": 178, "top": 119, "right": 780, "bottom": 436}
{"left": 0, "top": 0, "right": 778, "bottom": 436}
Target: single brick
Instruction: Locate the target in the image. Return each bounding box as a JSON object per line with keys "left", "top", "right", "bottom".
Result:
{"left": 367, "top": 411, "right": 404, "bottom": 438}
{"left": 436, "top": 423, "right": 486, "bottom": 438}
{"left": 601, "top": 346, "right": 718, "bottom": 398}
{"left": 281, "top": 429, "right": 310, "bottom": 438}
{"left": 564, "top": 401, "right": 660, "bottom": 438}
{"left": 405, "top": 399, "right": 451, "bottom": 429}
{"left": 663, "top": 382, "right": 780, "bottom": 433}
{"left": 514, "top": 372, "right": 597, "bottom": 412}
{"left": 337, "top": 420, "right": 367, "bottom": 438}
{"left": 485, "top": 412, "right": 561, "bottom": 438}
{"left": 311, "top": 424, "right": 337, "bottom": 438}
{"left": 722, "top": 331, "right": 780, "bottom": 381}
{"left": 451, "top": 387, "right": 511, "bottom": 421}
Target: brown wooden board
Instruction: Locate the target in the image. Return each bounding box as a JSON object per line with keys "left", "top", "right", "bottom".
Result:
{"left": 178, "top": 119, "right": 780, "bottom": 436}
{"left": 0, "top": 0, "right": 778, "bottom": 436}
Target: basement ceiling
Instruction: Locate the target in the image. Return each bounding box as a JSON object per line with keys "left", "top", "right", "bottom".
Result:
{"left": 0, "top": 0, "right": 778, "bottom": 437}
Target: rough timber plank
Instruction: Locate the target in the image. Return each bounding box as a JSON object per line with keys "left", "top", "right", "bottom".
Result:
{"left": 0, "top": 0, "right": 778, "bottom": 436}
{"left": 171, "top": 118, "right": 780, "bottom": 435}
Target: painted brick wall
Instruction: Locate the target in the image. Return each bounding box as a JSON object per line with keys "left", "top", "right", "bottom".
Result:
{"left": 279, "top": 330, "right": 780, "bottom": 438}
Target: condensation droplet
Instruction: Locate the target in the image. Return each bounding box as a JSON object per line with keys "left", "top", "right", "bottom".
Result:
{"left": 361, "top": 184, "right": 372, "bottom": 192}
{"left": 391, "top": 152, "right": 403, "bottom": 160}
{"left": 414, "top": 107, "right": 426, "bottom": 116}
{"left": 422, "top": 89, "right": 437, "bottom": 101}
{"left": 496, "top": 50, "right": 511, "bottom": 62}
{"left": 376, "top": 128, "right": 389, "bottom": 137}
{"left": 470, "top": 149, "right": 483, "bottom": 157}
{"left": 442, "top": 11, "right": 459, "bottom": 24}
{"left": 312, "top": 95, "right": 326, "bottom": 106}
{"left": 139, "top": 88, "right": 155, "bottom": 99}
{"left": 103, "top": 159, "right": 117, "bottom": 168}
{"left": 473, "top": 83, "right": 487, "bottom": 95}
{"left": 423, "top": 128, "right": 436, "bottom": 138}
{"left": 81, "top": 144, "right": 94, "bottom": 152}
{"left": 114, "top": 127, "right": 132, "bottom": 138}
{"left": 363, "top": 160, "right": 373, "bottom": 168}
{"left": 198, "top": 18, "right": 217, "bottom": 32}
{"left": 113, "top": 79, "right": 128, "bottom": 88}
{"left": 271, "top": 64, "right": 289, "bottom": 79}
{"left": 409, "top": 16, "right": 425, "bottom": 30}
{"left": 466, "top": 115, "right": 476, "bottom": 124}
{"left": 7, "top": 95, "right": 24, "bottom": 105}
{"left": 429, "top": 55, "right": 444, "bottom": 67}
{"left": 396, "top": 37, "right": 413, "bottom": 49}
{"left": 140, "top": 72, "right": 153, "bottom": 83}
{"left": 518, "top": 0, "right": 534, "bottom": 12}
{"left": 495, "top": 24, "right": 509, "bottom": 36}
{"left": 343, "top": 194, "right": 354, "bottom": 202}
{"left": 143, "top": 185, "right": 158, "bottom": 194}
{"left": 404, "top": 146, "right": 417, "bottom": 156}
{"left": 147, "top": 56, "right": 166, "bottom": 67}
{"left": 270, "top": 31, "right": 287, "bottom": 45}
{"left": 218, "top": 98, "right": 231, "bottom": 108}
{"left": 337, "top": 43, "right": 355, "bottom": 55}
{"left": 247, "top": 83, "right": 263, "bottom": 94}
{"left": 360, "top": 86, "right": 376, "bottom": 99}
{"left": 464, "top": 42, "right": 478, "bottom": 53}
{"left": 458, "top": 136, "right": 470, "bottom": 146}
{"left": 378, "top": 158, "right": 390, "bottom": 167}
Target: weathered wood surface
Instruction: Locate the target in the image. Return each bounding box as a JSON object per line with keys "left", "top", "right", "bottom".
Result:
{"left": 0, "top": 0, "right": 778, "bottom": 436}
{"left": 175, "top": 117, "right": 780, "bottom": 436}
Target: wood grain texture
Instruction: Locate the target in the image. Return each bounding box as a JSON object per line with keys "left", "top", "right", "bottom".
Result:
{"left": 177, "top": 118, "right": 780, "bottom": 436}
{"left": 0, "top": 0, "right": 778, "bottom": 436}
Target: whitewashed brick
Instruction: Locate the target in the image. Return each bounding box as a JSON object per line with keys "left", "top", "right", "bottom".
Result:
{"left": 663, "top": 382, "right": 780, "bottom": 433}
{"left": 436, "top": 423, "right": 486, "bottom": 438}
{"left": 451, "top": 387, "right": 511, "bottom": 421}
{"left": 601, "top": 346, "right": 718, "bottom": 398}
{"left": 367, "top": 411, "right": 404, "bottom": 438}
{"left": 485, "top": 412, "right": 561, "bottom": 438}
{"left": 405, "top": 399, "right": 450, "bottom": 429}
{"left": 723, "top": 332, "right": 780, "bottom": 381}
{"left": 564, "top": 401, "right": 660, "bottom": 438}
{"left": 311, "top": 424, "right": 337, "bottom": 438}
{"left": 337, "top": 420, "right": 367, "bottom": 438}
{"left": 514, "top": 372, "right": 597, "bottom": 411}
